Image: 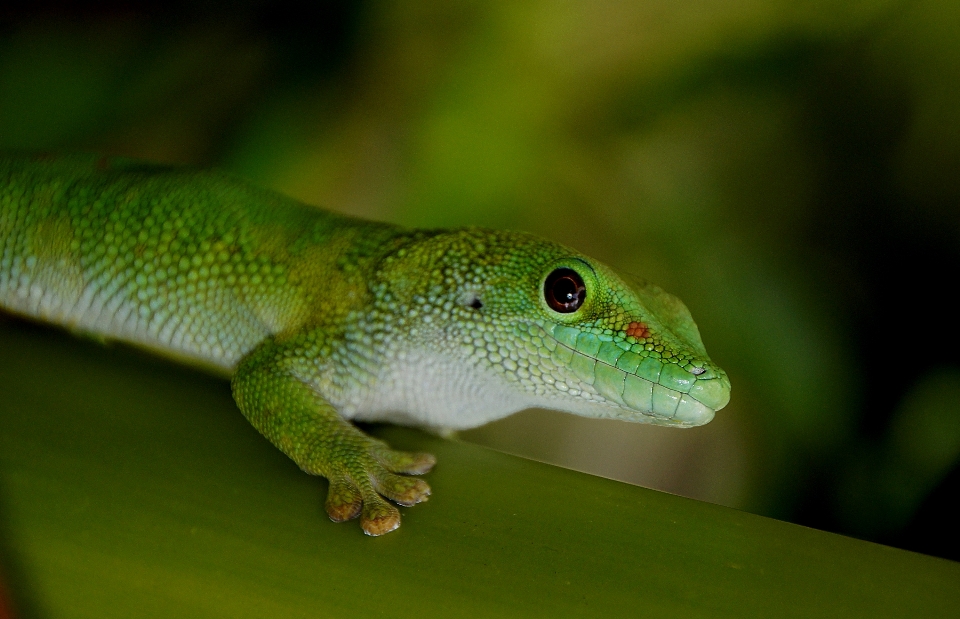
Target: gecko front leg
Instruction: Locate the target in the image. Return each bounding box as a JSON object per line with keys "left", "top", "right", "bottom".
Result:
{"left": 231, "top": 337, "right": 435, "bottom": 535}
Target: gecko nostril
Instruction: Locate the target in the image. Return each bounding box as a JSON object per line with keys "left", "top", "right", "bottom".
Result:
{"left": 691, "top": 367, "right": 706, "bottom": 376}
{"left": 458, "top": 290, "right": 484, "bottom": 310}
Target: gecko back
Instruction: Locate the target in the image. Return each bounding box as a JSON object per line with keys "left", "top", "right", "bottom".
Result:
{"left": 0, "top": 153, "right": 401, "bottom": 371}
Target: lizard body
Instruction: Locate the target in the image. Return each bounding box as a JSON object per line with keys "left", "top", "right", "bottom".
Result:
{"left": 0, "top": 153, "right": 730, "bottom": 535}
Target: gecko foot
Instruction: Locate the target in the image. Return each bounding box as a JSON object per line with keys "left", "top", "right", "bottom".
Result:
{"left": 323, "top": 442, "right": 435, "bottom": 536}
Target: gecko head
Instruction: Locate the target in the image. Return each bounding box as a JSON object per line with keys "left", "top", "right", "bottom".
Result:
{"left": 526, "top": 252, "right": 730, "bottom": 426}
{"left": 380, "top": 228, "right": 730, "bottom": 427}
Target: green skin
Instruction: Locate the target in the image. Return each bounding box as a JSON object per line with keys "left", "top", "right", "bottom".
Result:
{"left": 0, "top": 153, "right": 730, "bottom": 535}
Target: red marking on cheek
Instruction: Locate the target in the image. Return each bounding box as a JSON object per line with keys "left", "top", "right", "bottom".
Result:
{"left": 626, "top": 322, "right": 650, "bottom": 339}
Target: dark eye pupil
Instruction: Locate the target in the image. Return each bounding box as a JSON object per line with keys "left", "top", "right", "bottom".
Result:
{"left": 544, "top": 268, "right": 586, "bottom": 313}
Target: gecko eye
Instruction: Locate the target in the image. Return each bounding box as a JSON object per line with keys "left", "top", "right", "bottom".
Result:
{"left": 544, "top": 268, "right": 586, "bottom": 313}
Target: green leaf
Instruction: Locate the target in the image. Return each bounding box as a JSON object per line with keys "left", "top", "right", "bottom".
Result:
{"left": 1, "top": 320, "right": 958, "bottom": 618}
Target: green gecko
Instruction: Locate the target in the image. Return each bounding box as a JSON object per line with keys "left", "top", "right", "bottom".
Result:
{"left": 0, "top": 153, "right": 730, "bottom": 536}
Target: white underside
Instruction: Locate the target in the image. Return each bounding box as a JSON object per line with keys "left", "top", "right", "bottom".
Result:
{"left": 0, "top": 274, "right": 262, "bottom": 372}
{"left": 340, "top": 349, "right": 536, "bottom": 431}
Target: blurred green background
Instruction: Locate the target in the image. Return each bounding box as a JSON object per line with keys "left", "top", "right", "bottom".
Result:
{"left": 1, "top": 0, "right": 958, "bottom": 563}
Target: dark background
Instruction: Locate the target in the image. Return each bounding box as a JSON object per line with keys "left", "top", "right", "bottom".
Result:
{"left": 2, "top": 0, "right": 958, "bottom": 564}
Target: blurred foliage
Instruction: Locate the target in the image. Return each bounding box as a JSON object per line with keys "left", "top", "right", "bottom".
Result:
{"left": 1, "top": 0, "right": 959, "bottom": 566}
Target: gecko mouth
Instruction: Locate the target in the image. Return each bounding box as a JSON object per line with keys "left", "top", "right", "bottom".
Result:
{"left": 533, "top": 323, "right": 730, "bottom": 427}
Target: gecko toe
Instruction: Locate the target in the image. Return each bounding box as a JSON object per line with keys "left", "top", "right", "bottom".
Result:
{"left": 373, "top": 473, "right": 431, "bottom": 507}
{"left": 325, "top": 476, "right": 362, "bottom": 522}
{"left": 373, "top": 446, "right": 437, "bottom": 475}
{"left": 360, "top": 495, "right": 401, "bottom": 536}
